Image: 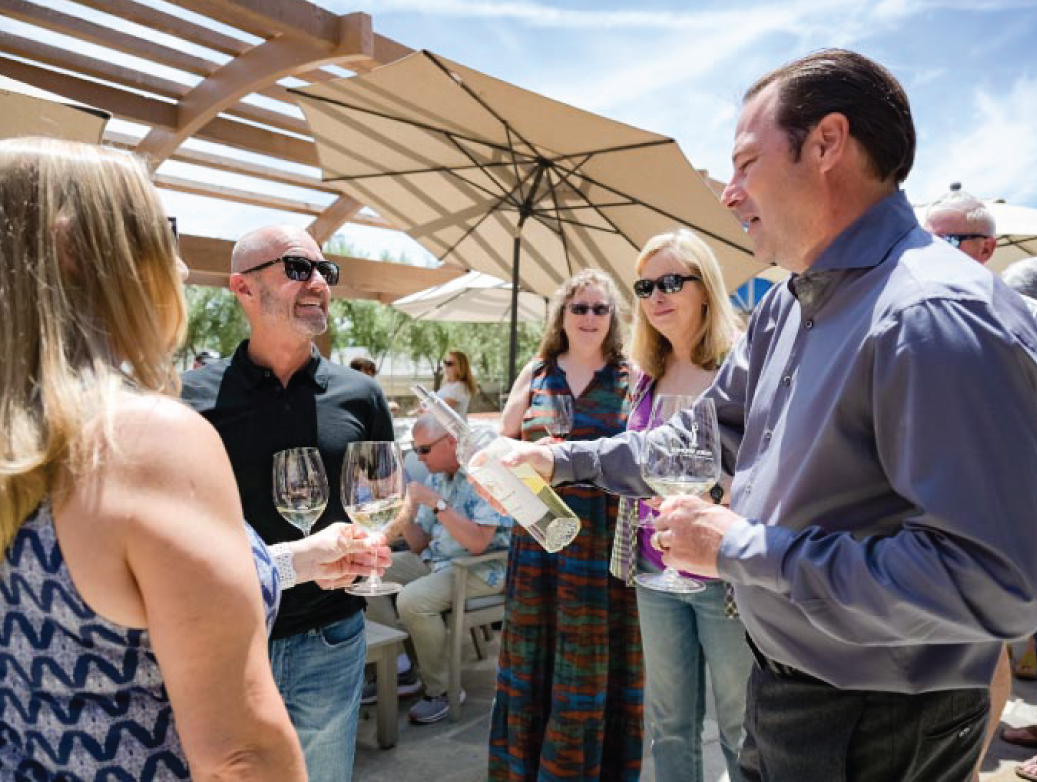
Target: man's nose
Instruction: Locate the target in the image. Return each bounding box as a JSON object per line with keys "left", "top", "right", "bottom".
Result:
{"left": 721, "top": 179, "right": 742, "bottom": 210}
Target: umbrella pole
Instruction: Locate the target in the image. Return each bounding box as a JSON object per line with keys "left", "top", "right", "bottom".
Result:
{"left": 508, "top": 230, "right": 521, "bottom": 390}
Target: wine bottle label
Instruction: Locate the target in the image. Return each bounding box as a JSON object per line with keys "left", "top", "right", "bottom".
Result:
{"left": 470, "top": 459, "right": 550, "bottom": 527}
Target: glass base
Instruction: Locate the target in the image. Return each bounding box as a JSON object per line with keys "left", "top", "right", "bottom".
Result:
{"left": 634, "top": 569, "right": 706, "bottom": 594}
{"left": 345, "top": 579, "right": 403, "bottom": 596}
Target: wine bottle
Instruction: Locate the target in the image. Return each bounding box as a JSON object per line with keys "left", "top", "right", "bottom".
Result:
{"left": 411, "top": 384, "right": 580, "bottom": 553}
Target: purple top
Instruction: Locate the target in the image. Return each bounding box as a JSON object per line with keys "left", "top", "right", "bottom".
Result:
{"left": 629, "top": 375, "right": 714, "bottom": 580}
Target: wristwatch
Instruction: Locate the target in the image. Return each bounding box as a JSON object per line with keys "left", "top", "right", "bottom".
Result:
{"left": 709, "top": 484, "right": 724, "bottom": 504}
{"left": 433, "top": 498, "right": 448, "bottom": 516}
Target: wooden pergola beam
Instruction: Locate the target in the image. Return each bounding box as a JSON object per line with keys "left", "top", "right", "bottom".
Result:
{"left": 2, "top": 0, "right": 299, "bottom": 107}
{"left": 135, "top": 14, "right": 373, "bottom": 167}
{"left": 169, "top": 0, "right": 346, "bottom": 49}
{"left": 179, "top": 234, "right": 466, "bottom": 299}
{"left": 0, "top": 56, "right": 320, "bottom": 166}
{"left": 104, "top": 130, "right": 336, "bottom": 194}
{"left": 0, "top": 30, "right": 311, "bottom": 137}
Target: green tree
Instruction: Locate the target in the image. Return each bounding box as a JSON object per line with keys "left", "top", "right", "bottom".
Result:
{"left": 177, "top": 285, "right": 249, "bottom": 363}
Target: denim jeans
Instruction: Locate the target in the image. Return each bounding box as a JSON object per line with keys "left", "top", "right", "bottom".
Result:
{"left": 268, "top": 611, "right": 366, "bottom": 782}
{"left": 740, "top": 658, "right": 988, "bottom": 781}
{"left": 635, "top": 558, "right": 752, "bottom": 782}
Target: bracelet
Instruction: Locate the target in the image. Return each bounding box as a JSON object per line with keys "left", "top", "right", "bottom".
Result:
{"left": 269, "top": 543, "right": 297, "bottom": 590}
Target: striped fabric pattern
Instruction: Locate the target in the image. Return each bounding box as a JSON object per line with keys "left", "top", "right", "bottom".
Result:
{"left": 0, "top": 503, "right": 279, "bottom": 780}
{"left": 489, "top": 360, "right": 644, "bottom": 781}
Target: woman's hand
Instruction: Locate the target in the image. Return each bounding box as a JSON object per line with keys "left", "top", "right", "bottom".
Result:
{"left": 291, "top": 523, "right": 392, "bottom": 589}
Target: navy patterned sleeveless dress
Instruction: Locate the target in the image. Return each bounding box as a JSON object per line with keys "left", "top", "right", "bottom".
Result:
{"left": 0, "top": 502, "right": 280, "bottom": 780}
{"left": 489, "top": 359, "right": 644, "bottom": 781}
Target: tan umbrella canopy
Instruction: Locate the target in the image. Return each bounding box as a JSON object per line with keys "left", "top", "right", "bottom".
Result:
{"left": 0, "top": 75, "right": 109, "bottom": 144}
{"left": 294, "top": 50, "right": 761, "bottom": 381}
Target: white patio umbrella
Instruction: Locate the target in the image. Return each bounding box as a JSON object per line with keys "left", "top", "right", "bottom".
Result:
{"left": 392, "top": 271, "right": 547, "bottom": 323}
{"left": 0, "top": 75, "right": 109, "bottom": 143}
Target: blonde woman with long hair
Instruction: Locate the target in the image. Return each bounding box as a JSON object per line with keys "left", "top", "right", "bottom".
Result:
{"left": 0, "top": 139, "right": 305, "bottom": 779}
{"left": 618, "top": 230, "right": 750, "bottom": 782}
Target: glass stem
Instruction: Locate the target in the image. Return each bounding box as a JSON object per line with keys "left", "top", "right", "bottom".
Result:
{"left": 661, "top": 567, "right": 683, "bottom": 584}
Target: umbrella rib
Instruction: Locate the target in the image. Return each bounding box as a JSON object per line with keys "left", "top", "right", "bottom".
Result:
{"left": 293, "top": 88, "right": 535, "bottom": 161}
{"left": 437, "top": 165, "right": 541, "bottom": 264}
{"left": 325, "top": 158, "right": 532, "bottom": 183}
{"left": 423, "top": 51, "right": 546, "bottom": 166}
{"left": 551, "top": 151, "right": 750, "bottom": 255}
{"left": 442, "top": 132, "right": 529, "bottom": 209}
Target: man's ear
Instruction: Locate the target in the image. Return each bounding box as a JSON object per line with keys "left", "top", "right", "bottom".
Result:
{"left": 228, "top": 272, "right": 253, "bottom": 303}
{"left": 807, "top": 112, "right": 850, "bottom": 174}
{"left": 977, "top": 236, "right": 997, "bottom": 265}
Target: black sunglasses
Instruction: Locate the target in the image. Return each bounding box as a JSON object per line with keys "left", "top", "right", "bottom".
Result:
{"left": 414, "top": 434, "right": 448, "bottom": 456}
{"left": 633, "top": 273, "right": 701, "bottom": 298}
{"left": 567, "top": 302, "right": 611, "bottom": 317}
{"left": 167, "top": 216, "right": 178, "bottom": 242}
{"left": 937, "top": 233, "right": 990, "bottom": 249}
{"left": 241, "top": 255, "right": 340, "bottom": 285}
{"left": 442, "top": 360, "right": 456, "bottom": 367}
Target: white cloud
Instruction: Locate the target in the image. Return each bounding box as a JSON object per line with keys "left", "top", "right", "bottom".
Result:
{"left": 909, "top": 74, "right": 1037, "bottom": 206}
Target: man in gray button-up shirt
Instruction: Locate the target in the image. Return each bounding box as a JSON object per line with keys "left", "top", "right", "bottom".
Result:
{"left": 504, "top": 50, "right": 1037, "bottom": 780}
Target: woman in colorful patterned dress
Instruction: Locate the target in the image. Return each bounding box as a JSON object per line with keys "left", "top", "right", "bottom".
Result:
{"left": 0, "top": 139, "right": 312, "bottom": 780}
{"left": 489, "top": 269, "right": 643, "bottom": 781}
{"left": 616, "top": 230, "right": 750, "bottom": 782}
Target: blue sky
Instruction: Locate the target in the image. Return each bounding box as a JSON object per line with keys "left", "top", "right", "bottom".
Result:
{"left": 5, "top": 0, "right": 1036, "bottom": 262}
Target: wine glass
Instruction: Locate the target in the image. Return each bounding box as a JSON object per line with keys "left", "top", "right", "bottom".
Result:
{"left": 341, "top": 441, "right": 406, "bottom": 596}
{"left": 272, "top": 447, "right": 329, "bottom": 536}
{"left": 636, "top": 394, "right": 720, "bottom": 594}
{"left": 544, "top": 393, "right": 573, "bottom": 441}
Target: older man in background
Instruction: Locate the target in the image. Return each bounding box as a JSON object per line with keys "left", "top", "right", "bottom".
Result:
{"left": 368, "top": 413, "right": 510, "bottom": 725}
{"left": 923, "top": 184, "right": 998, "bottom": 264}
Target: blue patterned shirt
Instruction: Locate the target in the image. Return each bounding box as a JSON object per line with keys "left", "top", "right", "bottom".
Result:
{"left": 415, "top": 468, "right": 511, "bottom": 587}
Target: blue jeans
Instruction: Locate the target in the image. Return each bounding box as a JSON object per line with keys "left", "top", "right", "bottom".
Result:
{"left": 268, "top": 611, "right": 366, "bottom": 782}
{"left": 636, "top": 561, "right": 752, "bottom": 782}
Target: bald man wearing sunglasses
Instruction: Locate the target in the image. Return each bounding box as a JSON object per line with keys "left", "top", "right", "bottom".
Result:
{"left": 182, "top": 224, "right": 395, "bottom": 782}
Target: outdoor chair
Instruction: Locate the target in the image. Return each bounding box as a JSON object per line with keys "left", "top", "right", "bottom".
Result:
{"left": 445, "top": 550, "right": 508, "bottom": 721}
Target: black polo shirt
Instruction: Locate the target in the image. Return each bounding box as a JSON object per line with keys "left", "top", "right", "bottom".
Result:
{"left": 181, "top": 340, "right": 395, "bottom": 639}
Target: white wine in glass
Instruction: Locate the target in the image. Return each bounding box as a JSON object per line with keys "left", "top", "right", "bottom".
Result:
{"left": 272, "top": 447, "right": 329, "bottom": 536}
{"left": 342, "top": 441, "right": 405, "bottom": 596}
{"left": 637, "top": 395, "right": 720, "bottom": 594}
{"left": 544, "top": 393, "right": 573, "bottom": 440}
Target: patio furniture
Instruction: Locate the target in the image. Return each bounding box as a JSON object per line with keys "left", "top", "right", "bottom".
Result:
{"left": 364, "top": 618, "right": 409, "bottom": 748}
{"left": 445, "top": 550, "right": 508, "bottom": 721}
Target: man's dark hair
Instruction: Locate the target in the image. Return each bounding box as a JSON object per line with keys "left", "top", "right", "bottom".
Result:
{"left": 745, "top": 48, "right": 915, "bottom": 184}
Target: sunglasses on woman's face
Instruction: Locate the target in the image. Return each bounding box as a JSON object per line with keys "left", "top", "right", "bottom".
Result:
{"left": 567, "top": 302, "right": 611, "bottom": 317}
{"left": 442, "top": 360, "right": 456, "bottom": 367}
{"left": 633, "top": 273, "right": 701, "bottom": 299}
{"left": 241, "top": 255, "right": 341, "bottom": 285}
